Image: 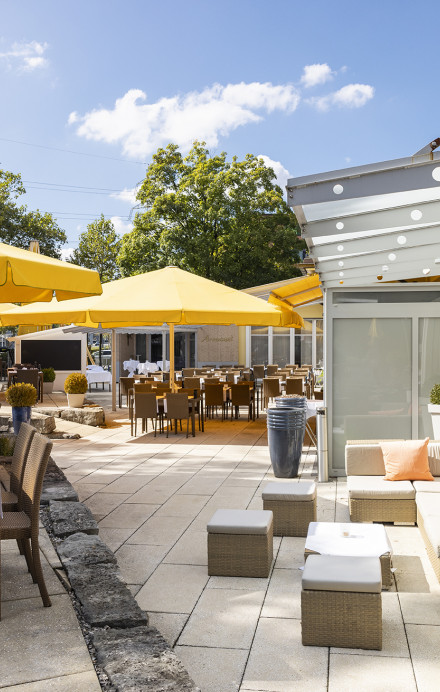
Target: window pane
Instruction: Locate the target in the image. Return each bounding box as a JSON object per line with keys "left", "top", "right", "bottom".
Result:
{"left": 419, "top": 318, "right": 440, "bottom": 438}
{"left": 251, "top": 336, "right": 268, "bottom": 365}
{"left": 316, "top": 319, "right": 324, "bottom": 367}
{"left": 332, "top": 318, "right": 412, "bottom": 471}
{"left": 273, "top": 334, "right": 290, "bottom": 367}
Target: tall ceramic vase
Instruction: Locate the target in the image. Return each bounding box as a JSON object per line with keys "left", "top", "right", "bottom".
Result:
{"left": 12, "top": 406, "right": 32, "bottom": 435}
{"left": 67, "top": 393, "right": 85, "bottom": 408}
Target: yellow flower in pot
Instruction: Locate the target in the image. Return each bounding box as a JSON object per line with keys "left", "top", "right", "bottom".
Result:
{"left": 5, "top": 382, "right": 37, "bottom": 435}
{"left": 64, "top": 373, "right": 88, "bottom": 408}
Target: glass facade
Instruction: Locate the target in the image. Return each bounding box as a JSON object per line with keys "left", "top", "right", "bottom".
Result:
{"left": 251, "top": 326, "right": 269, "bottom": 365}
{"left": 272, "top": 327, "right": 290, "bottom": 367}
{"left": 419, "top": 318, "right": 440, "bottom": 439}
{"left": 249, "top": 322, "right": 321, "bottom": 367}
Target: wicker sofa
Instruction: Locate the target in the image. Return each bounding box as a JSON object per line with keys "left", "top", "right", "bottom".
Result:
{"left": 345, "top": 440, "right": 440, "bottom": 582}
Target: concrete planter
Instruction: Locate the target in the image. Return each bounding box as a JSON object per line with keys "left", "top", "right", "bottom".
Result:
{"left": 428, "top": 403, "right": 440, "bottom": 439}
{"left": 67, "top": 393, "right": 85, "bottom": 408}
{"left": 43, "top": 381, "right": 54, "bottom": 395}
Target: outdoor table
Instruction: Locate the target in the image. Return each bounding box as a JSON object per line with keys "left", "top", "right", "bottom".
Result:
{"left": 86, "top": 367, "right": 112, "bottom": 391}
{"left": 7, "top": 369, "right": 44, "bottom": 403}
{"left": 137, "top": 362, "right": 159, "bottom": 374}
{"left": 305, "top": 521, "right": 393, "bottom": 590}
{"left": 123, "top": 359, "right": 140, "bottom": 376}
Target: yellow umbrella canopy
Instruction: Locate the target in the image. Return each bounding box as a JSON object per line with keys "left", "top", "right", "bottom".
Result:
{"left": 0, "top": 243, "right": 102, "bottom": 302}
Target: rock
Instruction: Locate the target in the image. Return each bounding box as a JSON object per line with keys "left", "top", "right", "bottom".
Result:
{"left": 41, "top": 480, "right": 79, "bottom": 505}
{"left": 66, "top": 563, "right": 148, "bottom": 628}
{"left": 49, "top": 500, "right": 99, "bottom": 537}
{"left": 30, "top": 412, "right": 56, "bottom": 434}
{"left": 60, "top": 407, "right": 105, "bottom": 427}
{"left": 48, "top": 431, "right": 81, "bottom": 439}
{"left": 92, "top": 626, "right": 200, "bottom": 692}
{"left": 34, "top": 407, "right": 62, "bottom": 418}
{"left": 58, "top": 532, "right": 116, "bottom": 567}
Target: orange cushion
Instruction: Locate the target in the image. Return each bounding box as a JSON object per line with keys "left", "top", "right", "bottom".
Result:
{"left": 381, "top": 438, "right": 434, "bottom": 481}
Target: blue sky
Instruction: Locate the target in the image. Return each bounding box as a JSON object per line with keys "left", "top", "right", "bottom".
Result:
{"left": 0, "top": 0, "right": 438, "bottom": 256}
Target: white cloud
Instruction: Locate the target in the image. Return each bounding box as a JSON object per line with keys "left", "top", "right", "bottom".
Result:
{"left": 307, "top": 84, "right": 374, "bottom": 111}
{"left": 110, "top": 187, "right": 138, "bottom": 204}
{"left": 61, "top": 247, "right": 74, "bottom": 261}
{"left": 258, "top": 155, "right": 291, "bottom": 190}
{"left": 111, "top": 216, "right": 133, "bottom": 235}
{"left": 300, "top": 63, "right": 334, "bottom": 88}
{"left": 68, "top": 82, "right": 300, "bottom": 158}
{"left": 0, "top": 41, "right": 49, "bottom": 72}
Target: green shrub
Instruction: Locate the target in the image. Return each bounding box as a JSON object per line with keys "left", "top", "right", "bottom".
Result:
{"left": 430, "top": 384, "right": 440, "bottom": 405}
{"left": 64, "top": 372, "right": 88, "bottom": 394}
{"left": 42, "top": 367, "right": 56, "bottom": 383}
{"left": 5, "top": 383, "right": 38, "bottom": 407}
{"left": 0, "top": 436, "right": 14, "bottom": 456}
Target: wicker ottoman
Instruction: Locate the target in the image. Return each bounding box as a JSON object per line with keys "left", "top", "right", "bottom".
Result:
{"left": 262, "top": 481, "right": 316, "bottom": 536}
{"left": 301, "top": 555, "right": 382, "bottom": 650}
{"left": 207, "top": 509, "right": 273, "bottom": 577}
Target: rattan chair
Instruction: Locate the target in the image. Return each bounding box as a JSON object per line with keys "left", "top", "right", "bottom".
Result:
{"left": 266, "top": 364, "right": 279, "bottom": 377}
{"left": 182, "top": 368, "right": 195, "bottom": 378}
{"left": 286, "top": 377, "right": 304, "bottom": 395}
{"left": 0, "top": 422, "right": 36, "bottom": 511}
{"left": 229, "top": 383, "right": 254, "bottom": 421}
{"left": 14, "top": 368, "right": 41, "bottom": 402}
{"left": 262, "top": 377, "right": 281, "bottom": 409}
{"left": 155, "top": 383, "right": 171, "bottom": 393}
{"left": 0, "top": 433, "right": 53, "bottom": 618}
{"left": 165, "top": 393, "right": 190, "bottom": 437}
{"left": 183, "top": 376, "right": 201, "bottom": 390}
{"left": 205, "top": 383, "right": 227, "bottom": 420}
{"left": 119, "top": 377, "right": 135, "bottom": 407}
{"left": 252, "top": 365, "right": 265, "bottom": 381}
{"left": 131, "top": 391, "right": 158, "bottom": 436}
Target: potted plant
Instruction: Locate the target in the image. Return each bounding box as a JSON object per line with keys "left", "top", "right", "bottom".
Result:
{"left": 428, "top": 384, "right": 440, "bottom": 439}
{"left": 42, "top": 367, "right": 56, "bottom": 394}
{"left": 5, "top": 382, "right": 37, "bottom": 435}
{"left": 64, "top": 372, "right": 88, "bottom": 408}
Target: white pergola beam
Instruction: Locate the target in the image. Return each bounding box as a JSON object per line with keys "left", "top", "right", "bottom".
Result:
{"left": 315, "top": 240, "right": 440, "bottom": 273}
{"left": 322, "top": 257, "right": 438, "bottom": 284}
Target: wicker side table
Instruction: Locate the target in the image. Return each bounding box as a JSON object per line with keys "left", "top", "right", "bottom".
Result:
{"left": 262, "top": 481, "right": 316, "bottom": 536}
{"left": 301, "top": 555, "right": 382, "bottom": 650}
{"left": 207, "top": 509, "right": 273, "bottom": 578}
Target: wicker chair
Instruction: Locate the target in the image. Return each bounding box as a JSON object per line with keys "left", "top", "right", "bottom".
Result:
{"left": 229, "top": 383, "right": 254, "bottom": 421}
{"left": 262, "top": 377, "right": 281, "bottom": 409}
{"left": 266, "top": 364, "right": 279, "bottom": 377}
{"left": 205, "top": 383, "right": 227, "bottom": 420}
{"left": 182, "top": 368, "right": 195, "bottom": 378}
{"left": 131, "top": 391, "right": 158, "bottom": 436}
{"left": 155, "top": 383, "right": 171, "bottom": 393}
{"left": 252, "top": 365, "right": 265, "bottom": 381}
{"left": 0, "top": 422, "right": 36, "bottom": 511}
{"left": 0, "top": 433, "right": 53, "bottom": 617}
{"left": 119, "top": 377, "right": 135, "bottom": 408}
{"left": 183, "top": 377, "right": 201, "bottom": 390}
{"left": 165, "top": 393, "right": 190, "bottom": 437}
{"left": 286, "top": 377, "right": 304, "bottom": 396}
{"left": 14, "top": 368, "right": 41, "bottom": 402}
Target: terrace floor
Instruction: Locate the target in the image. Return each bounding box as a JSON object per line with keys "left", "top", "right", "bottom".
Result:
{"left": 2, "top": 389, "right": 440, "bottom": 691}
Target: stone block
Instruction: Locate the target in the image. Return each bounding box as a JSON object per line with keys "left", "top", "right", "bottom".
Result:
{"left": 66, "top": 563, "right": 149, "bottom": 628}
{"left": 30, "top": 412, "right": 56, "bottom": 434}
{"left": 60, "top": 407, "right": 105, "bottom": 426}
{"left": 91, "top": 626, "right": 200, "bottom": 691}
{"left": 49, "top": 500, "right": 99, "bottom": 538}
{"left": 37, "top": 407, "right": 62, "bottom": 418}
{"left": 41, "top": 481, "right": 79, "bottom": 505}
{"left": 58, "top": 532, "right": 116, "bottom": 568}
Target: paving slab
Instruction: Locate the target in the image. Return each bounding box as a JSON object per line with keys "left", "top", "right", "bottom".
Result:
{"left": 148, "top": 612, "right": 190, "bottom": 647}
{"left": 136, "top": 563, "right": 209, "bottom": 614}
{"left": 328, "top": 653, "right": 417, "bottom": 692}
{"left": 0, "top": 671, "right": 102, "bottom": 691}
{"left": 176, "top": 645, "right": 249, "bottom": 692}
{"left": 406, "top": 623, "right": 440, "bottom": 692}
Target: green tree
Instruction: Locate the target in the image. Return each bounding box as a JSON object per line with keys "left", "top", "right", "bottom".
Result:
{"left": 0, "top": 168, "right": 66, "bottom": 257}
{"left": 70, "top": 214, "right": 121, "bottom": 282}
{"left": 118, "top": 142, "right": 305, "bottom": 289}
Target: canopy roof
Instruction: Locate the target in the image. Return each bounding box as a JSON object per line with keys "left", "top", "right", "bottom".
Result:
{"left": 0, "top": 243, "right": 102, "bottom": 301}
{"left": 1, "top": 266, "right": 304, "bottom": 328}
{"left": 286, "top": 140, "right": 440, "bottom": 288}
{"left": 268, "top": 274, "right": 322, "bottom": 309}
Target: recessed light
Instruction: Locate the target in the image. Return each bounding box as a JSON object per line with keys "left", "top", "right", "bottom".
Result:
{"left": 388, "top": 253, "right": 397, "bottom": 261}
{"left": 397, "top": 235, "right": 407, "bottom": 245}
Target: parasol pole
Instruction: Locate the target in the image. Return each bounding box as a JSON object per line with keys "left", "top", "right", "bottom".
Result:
{"left": 169, "top": 323, "right": 175, "bottom": 390}
{"left": 111, "top": 328, "right": 117, "bottom": 411}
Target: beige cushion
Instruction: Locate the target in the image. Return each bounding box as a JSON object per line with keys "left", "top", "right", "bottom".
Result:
{"left": 413, "top": 478, "right": 440, "bottom": 493}
{"left": 302, "top": 555, "right": 382, "bottom": 593}
{"left": 416, "top": 493, "right": 440, "bottom": 557}
{"left": 348, "top": 475, "right": 415, "bottom": 500}
{"left": 345, "top": 444, "right": 386, "bottom": 476}
{"left": 207, "top": 509, "right": 273, "bottom": 535}
{"left": 262, "top": 480, "right": 316, "bottom": 502}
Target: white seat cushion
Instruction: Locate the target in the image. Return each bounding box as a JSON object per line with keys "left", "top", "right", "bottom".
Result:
{"left": 348, "top": 475, "right": 415, "bottom": 500}
{"left": 262, "top": 480, "right": 316, "bottom": 502}
{"left": 302, "top": 555, "right": 382, "bottom": 593}
{"left": 207, "top": 509, "right": 273, "bottom": 535}
{"left": 413, "top": 478, "right": 440, "bottom": 492}
{"left": 416, "top": 492, "right": 440, "bottom": 557}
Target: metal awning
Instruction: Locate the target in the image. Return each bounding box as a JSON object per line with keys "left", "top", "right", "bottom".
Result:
{"left": 268, "top": 274, "right": 322, "bottom": 308}
{"left": 286, "top": 139, "right": 440, "bottom": 288}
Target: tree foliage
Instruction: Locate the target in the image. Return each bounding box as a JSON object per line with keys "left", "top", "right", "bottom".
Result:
{"left": 70, "top": 214, "right": 121, "bottom": 282}
{"left": 118, "top": 142, "right": 305, "bottom": 288}
{"left": 0, "top": 168, "right": 67, "bottom": 257}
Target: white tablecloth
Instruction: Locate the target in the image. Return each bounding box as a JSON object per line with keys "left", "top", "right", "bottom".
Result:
{"left": 123, "top": 359, "right": 140, "bottom": 375}
{"left": 137, "top": 362, "right": 160, "bottom": 374}
{"left": 86, "top": 370, "right": 112, "bottom": 385}
{"left": 305, "top": 522, "right": 392, "bottom": 558}
{"left": 156, "top": 360, "right": 170, "bottom": 371}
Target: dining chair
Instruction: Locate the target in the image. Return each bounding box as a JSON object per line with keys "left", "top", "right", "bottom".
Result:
{"left": 0, "top": 422, "right": 36, "bottom": 511}
{"left": 165, "top": 393, "right": 190, "bottom": 437}
{"left": 262, "top": 377, "right": 281, "bottom": 409}
{"left": 0, "top": 433, "right": 53, "bottom": 618}
{"left": 182, "top": 368, "right": 195, "bottom": 378}
{"left": 184, "top": 377, "right": 201, "bottom": 390}
{"left": 156, "top": 383, "right": 172, "bottom": 393}
{"left": 204, "top": 383, "right": 227, "bottom": 420}
{"left": 285, "top": 377, "right": 304, "bottom": 395}
{"left": 225, "top": 371, "right": 240, "bottom": 383}
{"left": 131, "top": 391, "right": 159, "bottom": 436}
{"left": 266, "top": 364, "right": 279, "bottom": 377}
{"left": 229, "top": 383, "right": 254, "bottom": 421}
{"left": 14, "top": 369, "right": 41, "bottom": 402}
{"left": 119, "top": 377, "right": 135, "bottom": 408}
{"left": 179, "top": 387, "right": 203, "bottom": 430}
{"left": 252, "top": 365, "right": 265, "bottom": 382}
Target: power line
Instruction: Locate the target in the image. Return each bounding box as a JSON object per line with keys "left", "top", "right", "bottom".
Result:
{"left": 25, "top": 185, "right": 125, "bottom": 196}
{"left": 23, "top": 180, "right": 124, "bottom": 192}
{"left": 0, "top": 136, "right": 147, "bottom": 165}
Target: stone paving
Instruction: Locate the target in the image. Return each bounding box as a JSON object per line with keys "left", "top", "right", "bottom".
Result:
{"left": 2, "top": 388, "right": 440, "bottom": 690}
